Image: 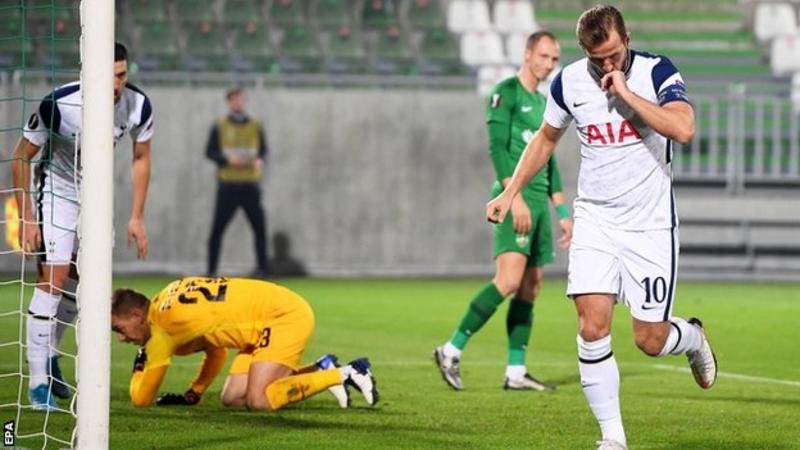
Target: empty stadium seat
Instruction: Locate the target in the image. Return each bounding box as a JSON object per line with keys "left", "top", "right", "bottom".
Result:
{"left": 136, "top": 22, "right": 180, "bottom": 70}
{"left": 0, "top": 9, "right": 33, "bottom": 70}
{"left": 493, "top": 0, "right": 537, "bottom": 34}
{"left": 504, "top": 32, "right": 527, "bottom": 64}
{"left": 460, "top": 30, "right": 504, "bottom": 66}
{"left": 35, "top": 14, "right": 81, "bottom": 69}
{"left": 419, "top": 28, "right": 468, "bottom": 75}
{"left": 326, "top": 25, "right": 367, "bottom": 73}
{"left": 405, "top": 0, "right": 446, "bottom": 30}
{"left": 223, "top": 0, "right": 265, "bottom": 24}
{"left": 174, "top": 0, "right": 216, "bottom": 22}
{"left": 792, "top": 72, "right": 800, "bottom": 110}
{"left": 476, "top": 64, "right": 515, "bottom": 96}
{"left": 371, "top": 24, "right": 416, "bottom": 74}
{"left": 183, "top": 21, "right": 229, "bottom": 71}
{"left": 753, "top": 2, "right": 798, "bottom": 43}
{"left": 269, "top": 0, "right": 305, "bottom": 27}
{"left": 770, "top": 33, "right": 800, "bottom": 76}
{"left": 312, "top": 0, "right": 351, "bottom": 29}
{"left": 127, "top": 0, "right": 167, "bottom": 23}
{"left": 279, "top": 25, "right": 322, "bottom": 73}
{"left": 361, "top": 0, "right": 398, "bottom": 30}
{"left": 230, "top": 21, "right": 276, "bottom": 72}
{"left": 447, "top": 0, "right": 491, "bottom": 33}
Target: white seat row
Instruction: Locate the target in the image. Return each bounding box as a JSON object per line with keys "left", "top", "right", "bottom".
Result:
{"left": 770, "top": 33, "right": 800, "bottom": 76}
{"left": 753, "top": 2, "right": 799, "bottom": 43}
{"left": 447, "top": 0, "right": 537, "bottom": 34}
{"left": 460, "top": 30, "right": 548, "bottom": 66}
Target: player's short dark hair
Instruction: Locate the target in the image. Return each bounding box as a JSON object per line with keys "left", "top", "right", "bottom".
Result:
{"left": 114, "top": 42, "right": 128, "bottom": 62}
{"left": 526, "top": 30, "right": 557, "bottom": 50}
{"left": 576, "top": 5, "right": 627, "bottom": 50}
{"left": 111, "top": 288, "right": 150, "bottom": 316}
{"left": 226, "top": 87, "right": 243, "bottom": 100}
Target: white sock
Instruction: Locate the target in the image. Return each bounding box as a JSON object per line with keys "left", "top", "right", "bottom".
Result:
{"left": 27, "top": 289, "right": 62, "bottom": 388}
{"left": 578, "top": 335, "right": 626, "bottom": 447}
{"left": 338, "top": 365, "right": 353, "bottom": 382}
{"left": 505, "top": 365, "right": 526, "bottom": 379}
{"left": 658, "top": 317, "right": 703, "bottom": 357}
{"left": 443, "top": 342, "right": 462, "bottom": 359}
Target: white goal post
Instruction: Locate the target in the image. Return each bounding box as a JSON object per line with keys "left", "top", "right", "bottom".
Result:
{"left": 76, "top": 0, "right": 114, "bottom": 448}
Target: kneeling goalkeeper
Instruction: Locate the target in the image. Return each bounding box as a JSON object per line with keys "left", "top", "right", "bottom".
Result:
{"left": 111, "top": 277, "right": 377, "bottom": 410}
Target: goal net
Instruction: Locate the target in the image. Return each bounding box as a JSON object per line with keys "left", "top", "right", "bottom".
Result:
{"left": 0, "top": 1, "right": 113, "bottom": 448}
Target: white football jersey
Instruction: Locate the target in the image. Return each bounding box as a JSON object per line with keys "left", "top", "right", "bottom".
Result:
{"left": 543, "top": 50, "right": 690, "bottom": 230}
{"left": 23, "top": 81, "right": 154, "bottom": 203}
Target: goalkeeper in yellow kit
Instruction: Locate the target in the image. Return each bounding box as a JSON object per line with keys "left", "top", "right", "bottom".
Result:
{"left": 111, "top": 277, "right": 377, "bottom": 410}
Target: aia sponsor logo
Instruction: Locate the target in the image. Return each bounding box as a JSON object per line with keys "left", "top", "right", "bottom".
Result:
{"left": 584, "top": 120, "right": 641, "bottom": 145}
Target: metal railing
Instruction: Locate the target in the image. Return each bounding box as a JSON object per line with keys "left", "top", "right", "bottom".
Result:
{"left": 674, "top": 84, "right": 800, "bottom": 191}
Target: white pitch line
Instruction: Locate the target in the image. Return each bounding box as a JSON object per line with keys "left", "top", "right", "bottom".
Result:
{"left": 651, "top": 364, "right": 800, "bottom": 388}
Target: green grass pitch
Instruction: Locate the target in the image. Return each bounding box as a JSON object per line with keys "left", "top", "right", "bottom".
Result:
{"left": 1, "top": 277, "right": 799, "bottom": 449}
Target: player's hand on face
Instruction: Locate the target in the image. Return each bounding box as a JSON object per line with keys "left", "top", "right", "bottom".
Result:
{"left": 21, "top": 221, "right": 41, "bottom": 258}
{"left": 557, "top": 218, "right": 573, "bottom": 249}
{"left": 510, "top": 196, "right": 532, "bottom": 234}
{"left": 600, "top": 70, "right": 629, "bottom": 97}
{"left": 487, "top": 192, "right": 513, "bottom": 224}
{"left": 127, "top": 218, "right": 149, "bottom": 260}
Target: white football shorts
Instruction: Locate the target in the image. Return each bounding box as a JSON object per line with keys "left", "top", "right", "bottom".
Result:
{"left": 566, "top": 218, "right": 679, "bottom": 322}
{"left": 35, "top": 190, "right": 79, "bottom": 265}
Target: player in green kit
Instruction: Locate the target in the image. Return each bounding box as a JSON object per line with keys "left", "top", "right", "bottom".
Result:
{"left": 434, "top": 31, "right": 572, "bottom": 390}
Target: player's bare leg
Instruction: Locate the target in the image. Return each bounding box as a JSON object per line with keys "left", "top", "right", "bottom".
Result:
{"left": 220, "top": 373, "right": 249, "bottom": 407}
{"left": 503, "top": 265, "right": 554, "bottom": 391}
{"left": 575, "top": 294, "right": 626, "bottom": 449}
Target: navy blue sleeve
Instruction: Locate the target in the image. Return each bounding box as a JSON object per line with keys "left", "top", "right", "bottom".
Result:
{"left": 140, "top": 96, "right": 152, "bottom": 127}
{"left": 38, "top": 94, "right": 61, "bottom": 134}
{"left": 652, "top": 56, "right": 690, "bottom": 106}
{"left": 549, "top": 71, "right": 571, "bottom": 115}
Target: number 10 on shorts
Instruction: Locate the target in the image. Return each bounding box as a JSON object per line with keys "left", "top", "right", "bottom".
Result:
{"left": 641, "top": 276, "right": 667, "bottom": 307}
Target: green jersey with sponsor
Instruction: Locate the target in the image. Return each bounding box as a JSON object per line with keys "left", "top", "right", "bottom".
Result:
{"left": 486, "top": 76, "right": 562, "bottom": 199}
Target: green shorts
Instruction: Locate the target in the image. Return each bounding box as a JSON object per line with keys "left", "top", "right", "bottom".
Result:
{"left": 491, "top": 188, "right": 555, "bottom": 267}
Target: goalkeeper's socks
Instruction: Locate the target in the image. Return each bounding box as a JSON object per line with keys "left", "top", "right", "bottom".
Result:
{"left": 264, "top": 369, "right": 342, "bottom": 410}
{"left": 578, "top": 335, "right": 626, "bottom": 447}
{"left": 26, "top": 288, "right": 61, "bottom": 388}
{"left": 506, "top": 298, "right": 534, "bottom": 366}
{"left": 658, "top": 316, "right": 703, "bottom": 356}
{"left": 448, "top": 282, "right": 505, "bottom": 351}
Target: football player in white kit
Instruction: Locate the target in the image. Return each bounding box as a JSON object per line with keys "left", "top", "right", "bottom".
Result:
{"left": 11, "top": 43, "right": 152, "bottom": 411}
{"left": 486, "top": 6, "right": 717, "bottom": 450}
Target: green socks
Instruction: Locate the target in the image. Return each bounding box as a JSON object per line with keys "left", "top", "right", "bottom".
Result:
{"left": 449, "top": 283, "right": 505, "bottom": 350}
{"left": 506, "top": 298, "right": 534, "bottom": 366}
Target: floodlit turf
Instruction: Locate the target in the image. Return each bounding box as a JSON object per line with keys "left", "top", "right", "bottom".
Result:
{"left": 1, "top": 277, "right": 799, "bottom": 449}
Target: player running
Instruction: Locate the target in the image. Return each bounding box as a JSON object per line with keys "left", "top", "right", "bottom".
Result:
{"left": 11, "top": 43, "right": 152, "bottom": 411}
{"left": 434, "top": 31, "right": 571, "bottom": 391}
{"left": 111, "top": 277, "right": 378, "bottom": 411}
{"left": 485, "top": 6, "right": 717, "bottom": 449}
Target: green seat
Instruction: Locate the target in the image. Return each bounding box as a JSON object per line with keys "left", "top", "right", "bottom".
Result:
{"left": 137, "top": 22, "right": 180, "bottom": 70}
{"left": 269, "top": 0, "right": 304, "bottom": 27}
{"left": 313, "top": 0, "right": 351, "bottom": 29}
{"left": 279, "top": 25, "right": 322, "bottom": 72}
{"left": 406, "top": 0, "right": 444, "bottom": 30}
{"left": 35, "top": 14, "right": 80, "bottom": 69}
{"left": 419, "top": 29, "right": 466, "bottom": 75}
{"left": 127, "top": 0, "right": 167, "bottom": 23}
{"left": 326, "top": 25, "right": 366, "bottom": 73}
{"left": 223, "top": 0, "right": 265, "bottom": 24}
{"left": 174, "top": 0, "right": 216, "bottom": 22}
{"left": 372, "top": 24, "right": 415, "bottom": 75}
{"left": 0, "top": 9, "right": 33, "bottom": 70}
{"left": 361, "top": 0, "right": 397, "bottom": 30}
{"left": 231, "top": 21, "right": 276, "bottom": 72}
{"left": 183, "top": 21, "right": 229, "bottom": 71}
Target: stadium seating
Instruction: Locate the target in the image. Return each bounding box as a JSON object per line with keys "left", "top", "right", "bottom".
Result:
{"left": 476, "top": 64, "right": 515, "bottom": 96}
{"left": 447, "top": 0, "right": 491, "bottom": 33}
{"left": 230, "top": 21, "right": 276, "bottom": 72}
{"left": 174, "top": 0, "right": 217, "bottom": 23}
{"left": 325, "top": 25, "right": 367, "bottom": 73}
{"left": 361, "top": 0, "right": 399, "bottom": 30}
{"left": 222, "top": 0, "right": 265, "bottom": 24}
{"left": 0, "top": 10, "right": 32, "bottom": 70}
{"left": 492, "top": 0, "right": 537, "bottom": 34}
{"left": 127, "top": 0, "right": 167, "bottom": 23}
{"left": 753, "top": 2, "right": 798, "bottom": 43}
{"left": 792, "top": 72, "right": 800, "bottom": 110}
{"left": 405, "top": 0, "right": 446, "bottom": 30}
{"left": 136, "top": 21, "right": 181, "bottom": 71}
{"left": 183, "top": 21, "right": 229, "bottom": 72}
{"left": 312, "top": 0, "right": 351, "bottom": 29}
{"left": 269, "top": 0, "right": 305, "bottom": 27}
{"left": 419, "top": 29, "right": 467, "bottom": 75}
{"left": 460, "top": 30, "right": 505, "bottom": 66}
{"left": 371, "top": 24, "right": 416, "bottom": 74}
{"left": 279, "top": 25, "right": 323, "bottom": 73}
{"left": 504, "top": 32, "right": 527, "bottom": 65}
